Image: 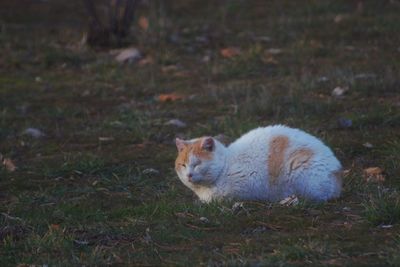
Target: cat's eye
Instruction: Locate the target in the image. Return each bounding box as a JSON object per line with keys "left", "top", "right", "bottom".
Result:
{"left": 181, "top": 163, "right": 186, "bottom": 168}
{"left": 193, "top": 161, "right": 201, "bottom": 170}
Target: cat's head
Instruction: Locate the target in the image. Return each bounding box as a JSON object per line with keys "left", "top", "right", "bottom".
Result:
{"left": 175, "top": 136, "right": 226, "bottom": 187}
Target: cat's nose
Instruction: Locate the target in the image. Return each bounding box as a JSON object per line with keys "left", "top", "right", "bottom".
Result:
{"left": 187, "top": 173, "right": 193, "bottom": 181}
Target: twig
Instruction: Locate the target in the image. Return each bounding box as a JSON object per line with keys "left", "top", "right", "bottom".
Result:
{"left": 255, "top": 221, "right": 283, "bottom": 231}
{"left": 153, "top": 242, "right": 191, "bottom": 252}
{"left": 184, "top": 222, "right": 220, "bottom": 231}
{"left": 1, "top": 212, "right": 23, "bottom": 222}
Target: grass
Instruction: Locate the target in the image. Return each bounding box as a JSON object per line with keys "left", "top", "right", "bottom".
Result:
{"left": 363, "top": 188, "right": 400, "bottom": 226}
{"left": 1, "top": 0, "right": 400, "bottom": 265}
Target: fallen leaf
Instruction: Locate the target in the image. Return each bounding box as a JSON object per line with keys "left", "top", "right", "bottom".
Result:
{"left": 255, "top": 36, "right": 271, "bottom": 42}
{"left": 309, "top": 39, "right": 323, "bottom": 48}
{"left": 331, "top": 86, "right": 349, "bottom": 97}
{"left": 363, "top": 142, "right": 373, "bottom": 148}
{"left": 138, "top": 16, "right": 149, "bottom": 31}
{"left": 74, "top": 239, "right": 89, "bottom": 246}
{"left": 363, "top": 167, "right": 385, "bottom": 183}
{"left": 279, "top": 195, "right": 299, "bottom": 206}
{"left": 317, "top": 76, "right": 329, "bottom": 82}
{"left": 23, "top": 127, "right": 45, "bottom": 138}
{"left": 265, "top": 48, "right": 283, "bottom": 55}
{"left": 50, "top": 224, "right": 60, "bottom": 230}
{"left": 81, "top": 89, "right": 91, "bottom": 97}
{"left": 173, "top": 71, "right": 192, "bottom": 77}
{"left": 354, "top": 73, "right": 376, "bottom": 80}
{"left": 98, "top": 137, "right": 114, "bottom": 142}
{"left": 231, "top": 202, "right": 245, "bottom": 213}
{"left": 157, "top": 93, "right": 184, "bottom": 102}
{"left": 334, "top": 14, "right": 350, "bottom": 23}
{"left": 161, "top": 65, "right": 179, "bottom": 73}
{"left": 202, "top": 54, "right": 211, "bottom": 63}
{"left": 164, "top": 119, "right": 187, "bottom": 128}
{"left": 199, "top": 217, "right": 209, "bottom": 224}
{"left": 338, "top": 118, "right": 352, "bottom": 128}
{"left": 138, "top": 56, "right": 154, "bottom": 66}
{"left": 195, "top": 35, "right": 209, "bottom": 44}
{"left": 2, "top": 158, "right": 16, "bottom": 172}
{"left": 142, "top": 168, "right": 160, "bottom": 175}
{"left": 220, "top": 47, "right": 241, "bottom": 58}
{"left": 115, "top": 48, "right": 142, "bottom": 63}
{"left": 262, "top": 54, "right": 278, "bottom": 64}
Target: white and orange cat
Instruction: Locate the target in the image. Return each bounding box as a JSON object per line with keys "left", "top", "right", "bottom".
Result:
{"left": 175, "top": 125, "right": 342, "bottom": 203}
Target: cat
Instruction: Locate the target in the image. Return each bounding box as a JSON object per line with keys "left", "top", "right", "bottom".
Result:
{"left": 174, "top": 125, "right": 342, "bottom": 203}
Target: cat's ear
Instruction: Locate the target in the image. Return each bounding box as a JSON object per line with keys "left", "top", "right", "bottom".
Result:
{"left": 201, "top": 137, "right": 214, "bottom": 152}
{"left": 175, "top": 138, "right": 186, "bottom": 152}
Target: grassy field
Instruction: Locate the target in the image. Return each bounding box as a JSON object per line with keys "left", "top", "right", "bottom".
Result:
{"left": 1, "top": 0, "right": 400, "bottom": 266}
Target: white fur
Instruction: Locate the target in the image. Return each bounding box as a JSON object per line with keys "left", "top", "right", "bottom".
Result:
{"left": 176, "top": 125, "right": 342, "bottom": 203}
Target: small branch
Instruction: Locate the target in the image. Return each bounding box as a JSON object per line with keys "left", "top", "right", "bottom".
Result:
{"left": 1, "top": 212, "right": 23, "bottom": 222}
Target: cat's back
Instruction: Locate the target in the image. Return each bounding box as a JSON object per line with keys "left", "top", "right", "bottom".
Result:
{"left": 228, "top": 125, "right": 304, "bottom": 149}
{"left": 228, "top": 125, "right": 338, "bottom": 161}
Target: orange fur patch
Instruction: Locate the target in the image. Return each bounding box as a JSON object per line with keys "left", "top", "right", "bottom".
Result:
{"left": 268, "top": 135, "right": 289, "bottom": 184}
{"left": 175, "top": 138, "right": 213, "bottom": 170}
{"left": 288, "top": 148, "right": 314, "bottom": 173}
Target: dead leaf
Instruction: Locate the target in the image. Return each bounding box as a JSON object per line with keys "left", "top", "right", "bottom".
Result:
{"left": 142, "top": 168, "right": 160, "bottom": 175}
{"left": 98, "top": 137, "right": 114, "bottom": 142}
{"left": 331, "top": 86, "right": 349, "bottom": 97}
{"left": 74, "top": 239, "right": 89, "bottom": 246}
{"left": 220, "top": 47, "right": 241, "bottom": 58}
{"left": 138, "top": 16, "right": 149, "bottom": 31}
{"left": 157, "top": 93, "right": 184, "bottom": 102}
{"left": 202, "top": 54, "right": 211, "bottom": 63}
{"left": 164, "top": 119, "right": 187, "bottom": 128}
{"left": 363, "top": 167, "right": 385, "bottom": 183}
{"left": 279, "top": 195, "right": 299, "bottom": 206}
{"left": 23, "top": 127, "right": 45, "bottom": 138}
{"left": 309, "top": 40, "right": 322, "bottom": 48}
{"left": 231, "top": 202, "right": 244, "bottom": 213}
{"left": 199, "top": 217, "right": 209, "bottom": 224}
{"left": 161, "top": 65, "right": 179, "bottom": 73}
{"left": 138, "top": 56, "right": 154, "bottom": 66}
{"left": 2, "top": 158, "right": 16, "bottom": 172}
{"left": 173, "top": 71, "right": 191, "bottom": 77}
{"left": 254, "top": 36, "right": 271, "bottom": 42}
{"left": 337, "top": 117, "right": 352, "bottom": 128}
{"left": 334, "top": 14, "right": 350, "bottom": 23}
{"left": 265, "top": 48, "right": 283, "bottom": 55}
{"left": 262, "top": 54, "right": 278, "bottom": 64}
{"left": 363, "top": 142, "right": 373, "bottom": 148}
{"left": 50, "top": 224, "right": 60, "bottom": 231}
{"left": 115, "top": 48, "right": 142, "bottom": 63}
